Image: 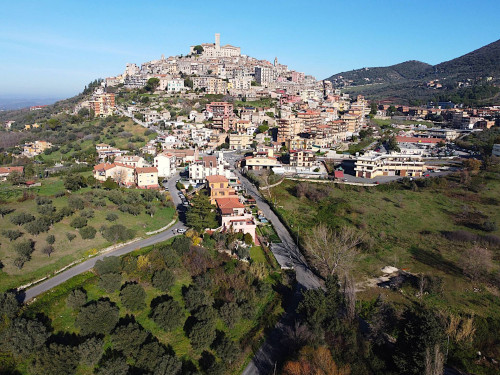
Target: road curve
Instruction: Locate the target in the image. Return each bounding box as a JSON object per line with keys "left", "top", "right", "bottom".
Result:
{"left": 20, "top": 174, "right": 187, "bottom": 303}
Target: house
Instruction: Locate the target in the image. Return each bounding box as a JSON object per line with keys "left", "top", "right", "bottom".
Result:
{"left": 206, "top": 175, "right": 237, "bottom": 204}
{"left": 114, "top": 155, "right": 146, "bottom": 168}
{"left": 216, "top": 197, "right": 257, "bottom": 243}
{"left": 0, "top": 166, "right": 24, "bottom": 181}
{"left": 243, "top": 155, "right": 281, "bottom": 171}
{"left": 135, "top": 167, "right": 159, "bottom": 189}
{"left": 22, "top": 141, "right": 52, "bottom": 157}
{"left": 189, "top": 156, "right": 226, "bottom": 184}
{"left": 229, "top": 133, "right": 253, "bottom": 150}
{"left": 93, "top": 163, "right": 135, "bottom": 186}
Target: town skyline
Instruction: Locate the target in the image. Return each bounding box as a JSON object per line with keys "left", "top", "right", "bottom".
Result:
{"left": 1, "top": 0, "right": 499, "bottom": 98}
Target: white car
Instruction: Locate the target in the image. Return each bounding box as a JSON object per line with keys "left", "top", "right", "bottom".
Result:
{"left": 177, "top": 228, "right": 186, "bottom": 234}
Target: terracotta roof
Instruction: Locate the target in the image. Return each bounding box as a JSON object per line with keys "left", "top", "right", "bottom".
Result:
{"left": 215, "top": 197, "right": 245, "bottom": 209}
{"left": 135, "top": 167, "right": 158, "bottom": 174}
{"left": 334, "top": 170, "right": 344, "bottom": 178}
{"left": 202, "top": 156, "right": 217, "bottom": 168}
{"left": 93, "top": 163, "right": 116, "bottom": 171}
{"left": 206, "top": 175, "right": 229, "bottom": 183}
{"left": 114, "top": 163, "right": 135, "bottom": 169}
{"left": 0, "top": 166, "right": 23, "bottom": 174}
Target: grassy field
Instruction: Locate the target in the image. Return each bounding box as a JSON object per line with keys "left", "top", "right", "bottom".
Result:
{"left": 270, "top": 167, "right": 500, "bottom": 319}
{"left": 0, "top": 179, "right": 176, "bottom": 292}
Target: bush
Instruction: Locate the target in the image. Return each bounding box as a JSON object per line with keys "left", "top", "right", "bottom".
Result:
{"left": 64, "top": 175, "right": 87, "bottom": 191}
{"left": 10, "top": 212, "right": 35, "bottom": 226}
{"left": 2, "top": 229, "right": 23, "bottom": 241}
{"left": 98, "top": 273, "right": 122, "bottom": 293}
{"left": 36, "top": 204, "right": 55, "bottom": 216}
{"left": 107, "top": 191, "right": 124, "bottom": 205}
{"left": 106, "top": 213, "right": 118, "bottom": 222}
{"left": 42, "top": 245, "right": 54, "bottom": 257}
{"left": 152, "top": 269, "right": 175, "bottom": 292}
{"left": 482, "top": 221, "right": 498, "bottom": 232}
{"left": 120, "top": 283, "right": 146, "bottom": 311}
{"left": 150, "top": 298, "right": 184, "bottom": 331}
{"left": 35, "top": 196, "right": 52, "bottom": 205}
{"left": 188, "top": 320, "right": 216, "bottom": 350}
{"left": 60, "top": 206, "right": 74, "bottom": 217}
{"left": 70, "top": 216, "right": 87, "bottom": 228}
{"left": 75, "top": 300, "right": 119, "bottom": 335}
{"left": 119, "top": 204, "right": 142, "bottom": 216}
{"left": 66, "top": 288, "right": 87, "bottom": 310}
{"left": 66, "top": 232, "right": 76, "bottom": 242}
{"left": 80, "top": 209, "right": 95, "bottom": 218}
{"left": 80, "top": 226, "right": 96, "bottom": 239}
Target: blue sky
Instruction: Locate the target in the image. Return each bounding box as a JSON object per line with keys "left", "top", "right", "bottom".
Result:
{"left": 1, "top": 0, "right": 499, "bottom": 99}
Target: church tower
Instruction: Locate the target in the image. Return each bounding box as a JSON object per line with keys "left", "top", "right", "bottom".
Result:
{"left": 274, "top": 57, "right": 278, "bottom": 66}
{"left": 215, "top": 33, "right": 220, "bottom": 49}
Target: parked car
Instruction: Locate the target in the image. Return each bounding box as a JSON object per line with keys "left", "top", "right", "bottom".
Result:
{"left": 177, "top": 228, "right": 186, "bottom": 233}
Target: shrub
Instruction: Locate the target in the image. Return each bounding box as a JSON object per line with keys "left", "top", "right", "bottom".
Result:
{"left": 120, "top": 283, "right": 146, "bottom": 311}
{"left": 106, "top": 213, "right": 118, "bottom": 222}
{"left": 60, "top": 206, "right": 74, "bottom": 217}
{"left": 2, "top": 229, "right": 23, "bottom": 242}
{"left": 64, "top": 174, "right": 87, "bottom": 191}
{"left": 107, "top": 191, "right": 124, "bottom": 205}
{"left": 70, "top": 216, "right": 87, "bottom": 229}
{"left": 98, "top": 273, "right": 122, "bottom": 293}
{"left": 80, "top": 226, "right": 96, "bottom": 239}
{"left": 66, "top": 288, "right": 87, "bottom": 310}
{"left": 75, "top": 300, "right": 119, "bottom": 335}
{"left": 66, "top": 232, "right": 76, "bottom": 242}
{"left": 35, "top": 196, "right": 52, "bottom": 205}
{"left": 42, "top": 245, "right": 54, "bottom": 257}
{"left": 188, "top": 320, "right": 216, "bottom": 350}
{"left": 10, "top": 212, "right": 35, "bottom": 226}
{"left": 482, "top": 221, "right": 498, "bottom": 232}
{"left": 150, "top": 298, "right": 184, "bottom": 331}
{"left": 80, "top": 209, "right": 95, "bottom": 219}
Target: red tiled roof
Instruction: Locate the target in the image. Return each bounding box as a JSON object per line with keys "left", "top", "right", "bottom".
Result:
{"left": 334, "top": 170, "right": 344, "bottom": 178}
{"left": 0, "top": 166, "right": 24, "bottom": 174}
{"left": 206, "top": 175, "right": 228, "bottom": 183}
{"left": 215, "top": 197, "right": 244, "bottom": 209}
{"left": 135, "top": 167, "right": 158, "bottom": 174}
{"left": 396, "top": 136, "right": 441, "bottom": 144}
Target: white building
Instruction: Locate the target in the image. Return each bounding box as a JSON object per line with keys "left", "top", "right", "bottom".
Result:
{"left": 154, "top": 151, "right": 176, "bottom": 178}
{"left": 493, "top": 144, "right": 500, "bottom": 157}
{"left": 189, "top": 33, "right": 241, "bottom": 58}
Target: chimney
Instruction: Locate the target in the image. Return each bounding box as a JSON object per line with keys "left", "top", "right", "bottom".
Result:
{"left": 215, "top": 33, "right": 220, "bottom": 49}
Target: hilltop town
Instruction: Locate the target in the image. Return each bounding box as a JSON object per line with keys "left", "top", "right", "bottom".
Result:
{"left": 0, "top": 34, "right": 499, "bottom": 375}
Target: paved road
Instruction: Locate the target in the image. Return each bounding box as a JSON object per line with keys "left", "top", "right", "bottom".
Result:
{"left": 221, "top": 153, "right": 322, "bottom": 375}
{"left": 20, "top": 173, "right": 187, "bottom": 303}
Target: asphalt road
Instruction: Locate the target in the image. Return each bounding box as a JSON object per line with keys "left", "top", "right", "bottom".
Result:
{"left": 222, "top": 152, "right": 322, "bottom": 375}
{"left": 20, "top": 173, "right": 187, "bottom": 303}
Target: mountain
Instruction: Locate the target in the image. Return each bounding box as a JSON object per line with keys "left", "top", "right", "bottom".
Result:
{"left": 326, "top": 39, "right": 500, "bottom": 105}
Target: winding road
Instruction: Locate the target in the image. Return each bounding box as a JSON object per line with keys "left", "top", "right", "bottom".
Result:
{"left": 20, "top": 173, "right": 187, "bottom": 303}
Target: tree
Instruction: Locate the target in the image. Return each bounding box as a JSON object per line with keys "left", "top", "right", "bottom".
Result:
{"left": 103, "top": 177, "right": 118, "bottom": 190}
{"left": 370, "top": 102, "right": 378, "bottom": 115}
{"left": 66, "top": 288, "right": 87, "bottom": 310}
{"left": 78, "top": 336, "right": 103, "bottom": 367}
{"left": 152, "top": 269, "right": 175, "bottom": 292}
{"left": 14, "top": 239, "right": 35, "bottom": 259}
{"left": 7, "top": 171, "right": 24, "bottom": 186}
{"left": 186, "top": 193, "right": 218, "bottom": 231}
{"left": 64, "top": 174, "right": 87, "bottom": 191}
{"left": 42, "top": 245, "right": 54, "bottom": 257}
{"left": 10, "top": 212, "right": 35, "bottom": 226}
{"left": 111, "top": 322, "right": 149, "bottom": 358}
{"left": 120, "top": 283, "right": 146, "bottom": 311}
{"left": 68, "top": 196, "right": 85, "bottom": 210}
{"left": 46, "top": 234, "right": 55, "bottom": 244}
{"left": 25, "top": 217, "right": 51, "bottom": 235}
{"left": 66, "top": 232, "right": 76, "bottom": 242}
{"left": 106, "top": 212, "right": 118, "bottom": 222}
{"left": 394, "top": 307, "right": 445, "bottom": 375}
{"left": 212, "top": 332, "right": 238, "bottom": 364}
{"left": 102, "top": 224, "right": 135, "bottom": 243}
{"left": 193, "top": 45, "right": 204, "bottom": 54}
{"left": 0, "top": 292, "right": 20, "bottom": 321}
{"left": 146, "top": 204, "right": 157, "bottom": 217}
{"left": 219, "top": 302, "right": 241, "bottom": 328}
{"left": 75, "top": 300, "right": 119, "bottom": 335}
{"left": 0, "top": 206, "right": 15, "bottom": 218}
{"left": 386, "top": 105, "right": 397, "bottom": 116}
{"left": 183, "top": 286, "right": 214, "bottom": 312}
{"left": 146, "top": 77, "right": 160, "bottom": 92}
{"left": 1, "top": 317, "right": 49, "bottom": 356}
{"left": 70, "top": 216, "right": 87, "bottom": 228}
{"left": 96, "top": 354, "right": 129, "bottom": 375}
{"left": 463, "top": 158, "right": 482, "bottom": 172}
{"left": 459, "top": 245, "right": 492, "bottom": 282}
{"left": 154, "top": 354, "right": 182, "bottom": 375}
{"left": 150, "top": 298, "right": 184, "bottom": 331}
{"left": 31, "top": 342, "right": 80, "bottom": 375}
{"left": 2, "top": 229, "right": 23, "bottom": 241}
{"left": 188, "top": 320, "right": 216, "bottom": 350}
{"left": 135, "top": 341, "right": 166, "bottom": 372}
{"left": 80, "top": 225, "right": 97, "bottom": 239}
{"left": 305, "top": 225, "right": 363, "bottom": 278}
{"left": 98, "top": 273, "right": 122, "bottom": 293}
{"left": 95, "top": 256, "right": 121, "bottom": 275}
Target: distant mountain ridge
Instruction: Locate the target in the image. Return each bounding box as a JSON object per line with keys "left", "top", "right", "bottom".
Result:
{"left": 327, "top": 39, "right": 500, "bottom": 104}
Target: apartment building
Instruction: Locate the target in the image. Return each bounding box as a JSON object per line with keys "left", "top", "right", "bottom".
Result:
{"left": 154, "top": 151, "right": 177, "bottom": 178}
{"left": 206, "top": 175, "right": 237, "bottom": 204}
{"left": 135, "top": 167, "right": 159, "bottom": 189}
{"left": 229, "top": 133, "right": 253, "bottom": 150}
{"left": 89, "top": 92, "right": 115, "bottom": 117}
{"left": 354, "top": 152, "right": 426, "bottom": 178}
{"left": 289, "top": 150, "right": 316, "bottom": 168}
{"left": 189, "top": 156, "right": 226, "bottom": 184}
{"left": 277, "top": 117, "right": 304, "bottom": 143}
